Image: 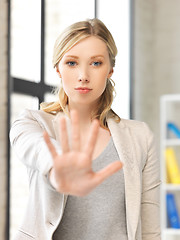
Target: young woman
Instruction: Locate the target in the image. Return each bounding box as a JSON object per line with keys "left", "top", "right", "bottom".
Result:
{"left": 10, "top": 18, "right": 161, "bottom": 240}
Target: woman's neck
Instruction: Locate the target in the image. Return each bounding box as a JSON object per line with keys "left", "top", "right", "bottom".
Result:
{"left": 68, "top": 103, "right": 96, "bottom": 131}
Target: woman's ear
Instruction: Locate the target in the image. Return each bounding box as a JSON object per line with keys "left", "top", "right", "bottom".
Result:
{"left": 108, "top": 68, "right": 114, "bottom": 78}
{"left": 56, "top": 66, "right": 62, "bottom": 78}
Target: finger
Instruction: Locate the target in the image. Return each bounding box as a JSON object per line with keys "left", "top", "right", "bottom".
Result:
{"left": 59, "top": 117, "right": 70, "bottom": 153}
{"left": 83, "top": 119, "right": 99, "bottom": 158}
{"left": 93, "top": 161, "right": 123, "bottom": 186}
{"left": 43, "top": 131, "right": 58, "bottom": 159}
{"left": 71, "top": 110, "right": 80, "bottom": 151}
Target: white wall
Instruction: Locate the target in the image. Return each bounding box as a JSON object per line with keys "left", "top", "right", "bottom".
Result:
{"left": 133, "top": 2, "right": 180, "bottom": 238}
{"left": 133, "top": 0, "right": 180, "bottom": 142}
{"left": 0, "top": 0, "right": 8, "bottom": 239}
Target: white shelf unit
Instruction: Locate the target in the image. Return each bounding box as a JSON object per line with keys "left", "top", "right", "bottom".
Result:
{"left": 160, "top": 94, "right": 180, "bottom": 240}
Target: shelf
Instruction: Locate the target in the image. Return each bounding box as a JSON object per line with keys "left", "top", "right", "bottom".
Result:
{"left": 163, "top": 139, "right": 180, "bottom": 146}
{"left": 160, "top": 94, "right": 180, "bottom": 240}
{"left": 163, "top": 228, "right": 180, "bottom": 235}
{"left": 161, "top": 94, "right": 180, "bottom": 102}
{"left": 162, "top": 184, "right": 180, "bottom": 191}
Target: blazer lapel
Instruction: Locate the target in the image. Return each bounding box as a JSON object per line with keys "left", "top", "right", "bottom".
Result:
{"left": 108, "top": 118, "right": 141, "bottom": 240}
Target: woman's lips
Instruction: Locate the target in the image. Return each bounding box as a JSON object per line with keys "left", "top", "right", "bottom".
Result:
{"left": 74, "top": 87, "right": 92, "bottom": 94}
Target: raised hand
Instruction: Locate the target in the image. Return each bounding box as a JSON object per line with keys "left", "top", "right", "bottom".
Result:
{"left": 43, "top": 110, "right": 123, "bottom": 196}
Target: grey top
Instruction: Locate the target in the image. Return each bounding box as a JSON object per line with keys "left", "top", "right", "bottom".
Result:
{"left": 53, "top": 137, "right": 127, "bottom": 240}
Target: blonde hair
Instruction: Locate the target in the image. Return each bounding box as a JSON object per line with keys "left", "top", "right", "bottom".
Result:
{"left": 41, "top": 18, "right": 120, "bottom": 128}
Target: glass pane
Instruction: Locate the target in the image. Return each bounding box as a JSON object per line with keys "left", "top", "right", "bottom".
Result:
{"left": 98, "top": 0, "right": 130, "bottom": 119}
{"left": 10, "top": 0, "right": 41, "bottom": 82}
{"left": 45, "top": 0, "right": 95, "bottom": 87}
{"left": 44, "top": 92, "right": 58, "bottom": 103}
{"left": 10, "top": 94, "right": 39, "bottom": 239}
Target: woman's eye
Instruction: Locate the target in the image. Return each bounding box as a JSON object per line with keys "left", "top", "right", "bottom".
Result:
{"left": 66, "top": 61, "right": 77, "bottom": 66}
{"left": 92, "top": 61, "right": 102, "bottom": 66}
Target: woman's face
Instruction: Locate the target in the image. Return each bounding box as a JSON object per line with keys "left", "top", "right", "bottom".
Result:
{"left": 57, "top": 36, "right": 113, "bottom": 109}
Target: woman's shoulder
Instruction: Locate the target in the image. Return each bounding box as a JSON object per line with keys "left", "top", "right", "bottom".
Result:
{"left": 108, "top": 110, "right": 151, "bottom": 132}
{"left": 120, "top": 118, "right": 149, "bottom": 128}
{"left": 110, "top": 115, "right": 150, "bottom": 129}
{"left": 109, "top": 116, "right": 154, "bottom": 140}
{"left": 19, "top": 108, "right": 63, "bottom": 120}
{"left": 15, "top": 108, "right": 66, "bottom": 130}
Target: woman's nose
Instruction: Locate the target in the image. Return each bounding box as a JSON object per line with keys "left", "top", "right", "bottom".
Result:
{"left": 79, "top": 78, "right": 89, "bottom": 83}
{"left": 78, "top": 66, "right": 89, "bottom": 83}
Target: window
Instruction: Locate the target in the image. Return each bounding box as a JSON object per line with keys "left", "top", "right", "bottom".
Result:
{"left": 8, "top": 1, "right": 130, "bottom": 239}
{"left": 97, "top": 0, "right": 130, "bottom": 118}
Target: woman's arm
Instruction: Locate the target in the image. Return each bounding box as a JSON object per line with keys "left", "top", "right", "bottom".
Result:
{"left": 141, "top": 124, "right": 161, "bottom": 239}
{"left": 10, "top": 109, "right": 61, "bottom": 176}
{"left": 10, "top": 109, "right": 122, "bottom": 196}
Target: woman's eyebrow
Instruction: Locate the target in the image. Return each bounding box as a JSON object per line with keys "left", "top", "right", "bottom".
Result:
{"left": 91, "top": 55, "right": 105, "bottom": 59}
{"left": 64, "top": 55, "right": 79, "bottom": 59}
{"left": 64, "top": 55, "right": 105, "bottom": 59}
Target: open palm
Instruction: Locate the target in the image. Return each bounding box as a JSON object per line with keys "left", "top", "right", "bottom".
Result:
{"left": 43, "top": 110, "right": 122, "bottom": 196}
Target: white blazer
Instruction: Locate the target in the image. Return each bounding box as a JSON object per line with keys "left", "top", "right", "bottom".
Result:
{"left": 10, "top": 109, "right": 161, "bottom": 240}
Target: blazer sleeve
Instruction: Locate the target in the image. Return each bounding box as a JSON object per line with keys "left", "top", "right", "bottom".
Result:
{"left": 141, "top": 123, "right": 161, "bottom": 240}
{"left": 9, "top": 109, "right": 61, "bottom": 176}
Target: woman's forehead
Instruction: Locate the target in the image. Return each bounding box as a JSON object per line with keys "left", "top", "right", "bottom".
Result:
{"left": 63, "top": 36, "right": 109, "bottom": 58}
